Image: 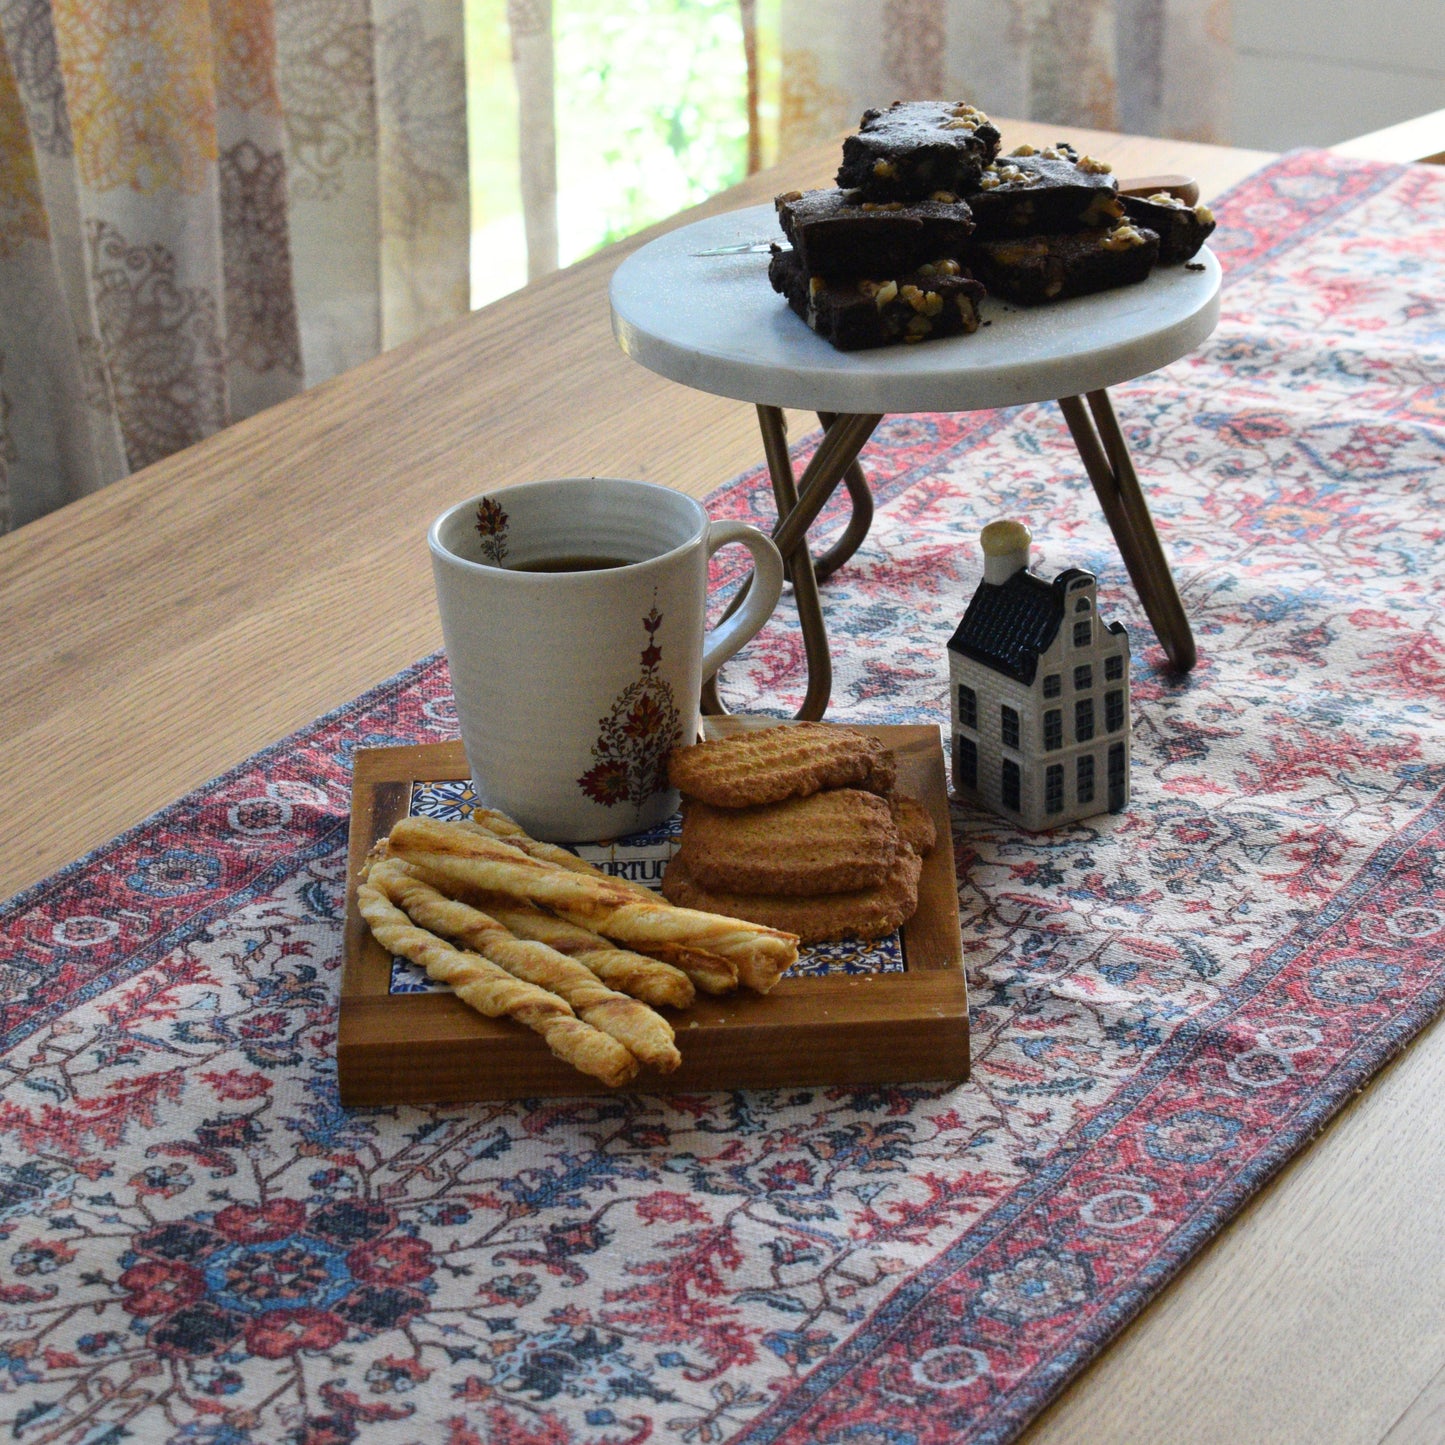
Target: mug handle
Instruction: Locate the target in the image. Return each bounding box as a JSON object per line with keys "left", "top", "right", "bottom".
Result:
{"left": 699, "top": 520, "right": 785, "bottom": 681}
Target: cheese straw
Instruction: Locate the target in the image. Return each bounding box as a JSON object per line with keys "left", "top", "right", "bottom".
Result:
{"left": 454, "top": 815, "right": 740, "bottom": 994}
{"left": 388, "top": 816, "right": 799, "bottom": 994}
{"left": 413, "top": 865, "right": 697, "bottom": 1008}
{"left": 368, "top": 859, "right": 680, "bottom": 1072}
{"left": 459, "top": 814, "right": 734, "bottom": 994}
{"left": 482, "top": 900, "right": 696, "bottom": 1010}
{"left": 462, "top": 810, "right": 657, "bottom": 900}
{"left": 355, "top": 880, "right": 638, "bottom": 1087}
{"left": 386, "top": 849, "right": 696, "bottom": 1008}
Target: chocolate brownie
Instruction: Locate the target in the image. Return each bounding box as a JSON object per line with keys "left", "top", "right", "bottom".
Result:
{"left": 768, "top": 246, "right": 985, "bottom": 351}
{"left": 774, "top": 186, "right": 975, "bottom": 282}
{"left": 837, "top": 100, "right": 1002, "bottom": 201}
{"left": 1120, "top": 191, "right": 1217, "bottom": 264}
{"left": 964, "top": 223, "right": 1160, "bottom": 306}
{"left": 965, "top": 150, "right": 1124, "bottom": 239}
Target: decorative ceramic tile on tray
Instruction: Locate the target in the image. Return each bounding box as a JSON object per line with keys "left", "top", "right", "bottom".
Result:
{"left": 389, "top": 777, "right": 905, "bottom": 993}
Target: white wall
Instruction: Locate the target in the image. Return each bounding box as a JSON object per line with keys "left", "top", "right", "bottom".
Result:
{"left": 1231, "top": 0, "right": 1445, "bottom": 149}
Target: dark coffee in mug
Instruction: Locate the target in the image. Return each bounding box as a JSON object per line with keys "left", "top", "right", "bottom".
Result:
{"left": 510, "top": 554, "right": 633, "bottom": 573}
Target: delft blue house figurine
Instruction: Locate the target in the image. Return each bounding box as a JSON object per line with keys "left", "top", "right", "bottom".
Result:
{"left": 947, "top": 520, "right": 1131, "bottom": 829}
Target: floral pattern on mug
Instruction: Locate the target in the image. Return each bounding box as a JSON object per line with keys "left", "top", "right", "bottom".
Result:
{"left": 473, "top": 495, "right": 509, "bottom": 564}
{"left": 577, "top": 605, "right": 681, "bottom": 808}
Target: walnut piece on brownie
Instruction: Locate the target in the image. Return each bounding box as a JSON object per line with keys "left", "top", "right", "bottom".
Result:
{"left": 837, "top": 100, "right": 1002, "bottom": 201}
{"left": 768, "top": 246, "right": 985, "bottom": 351}
{"left": 668, "top": 722, "right": 896, "bottom": 809}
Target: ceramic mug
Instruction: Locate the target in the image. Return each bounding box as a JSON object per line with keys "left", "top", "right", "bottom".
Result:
{"left": 429, "top": 477, "right": 784, "bottom": 842}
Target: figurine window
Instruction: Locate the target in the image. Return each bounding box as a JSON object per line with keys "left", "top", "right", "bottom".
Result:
{"left": 1077, "top": 753, "right": 1096, "bottom": 804}
{"left": 1073, "top": 663, "right": 1092, "bottom": 691}
{"left": 1073, "top": 620, "right": 1092, "bottom": 648}
{"left": 1002, "top": 758, "right": 1021, "bottom": 812}
{"left": 1045, "top": 763, "right": 1064, "bottom": 815}
{"left": 1105, "top": 653, "right": 1124, "bottom": 681}
{"left": 1001, "top": 705, "right": 1020, "bottom": 750}
{"left": 1043, "top": 672, "right": 1061, "bottom": 699}
{"left": 1044, "top": 709, "right": 1063, "bottom": 751}
{"left": 954, "top": 735, "right": 978, "bottom": 790}
{"left": 957, "top": 683, "right": 977, "bottom": 730}
{"left": 1108, "top": 742, "right": 1127, "bottom": 809}
{"left": 1075, "top": 697, "right": 1095, "bottom": 742}
{"left": 1106, "top": 689, "right": 1125, "bottom": 732}
{"left": 1075, "top": 597, "right": 1091, "bottom": 612}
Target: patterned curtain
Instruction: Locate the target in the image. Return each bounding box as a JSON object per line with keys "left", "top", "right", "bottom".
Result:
{"left": 0, "top": 0, "right": 467, "bottom": 533}
{"left": 778, "top": 0, "right": 1232, "bottom": 159}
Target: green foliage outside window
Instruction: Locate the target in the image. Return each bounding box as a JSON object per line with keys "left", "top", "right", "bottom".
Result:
{"left": 466, "top": 0, "right": 779, "bottom": 306}
{"left": 555, "top": 0, "right": 750, "bottom": 260}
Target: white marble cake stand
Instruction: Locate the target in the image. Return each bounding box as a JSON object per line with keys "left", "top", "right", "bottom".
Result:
{"left": 610, "top": 201, "right": 1221, "bottom": 717}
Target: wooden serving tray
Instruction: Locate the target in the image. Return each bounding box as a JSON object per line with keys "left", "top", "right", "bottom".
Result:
{"left": 339, "top": 720, "right": 968, "bottom": 1103}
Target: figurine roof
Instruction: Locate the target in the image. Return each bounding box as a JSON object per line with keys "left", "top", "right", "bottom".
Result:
{"left": 947, "top": 566, "right": 1096, "bottom": 684}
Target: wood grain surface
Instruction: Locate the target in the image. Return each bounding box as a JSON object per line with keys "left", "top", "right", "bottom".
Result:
{"left": 11, "top": 119, "right": 1443, "bottom": 1445}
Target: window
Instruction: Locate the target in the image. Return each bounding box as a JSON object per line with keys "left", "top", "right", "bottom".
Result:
{"left": 1044, "top": 709, "right": 1063, "bottom": 751}
{"left": 954, "top": 734, "right": 978, "bottom": 791}
{"left": 1073, "top": 663, "right": 1092, "bottom": 691}
{"left": 1043, "top": 673, "right": 1061, "bottom": 699}
{"left": 1002, "top": 758, "right": 1021, "bottom": 812}
{"left": 1108, "top": 742, "right": 1127, "bottom": 810}
{"left": 1001, "top": 705, "right": 1019, "bottom": 750}
{"left": 957, "top": 683, "right": 977, "bottom": 729}
{"left": 1105, "top": 653, "right": 1124, "bottom": 681}
{"left": 1077, "top": 752, "right": 1095, "bottom": 804}
{"left": 1045, "top": 763, "right": 1064, "bottom": 814}
{"left": 1075, "top": 696, "right": 1095, "bottom": 742}
{"left": 1073, "top": 620, "right": 1092, "bottom": 648}
{"left": 1106, "top": 689, "right": 1125, "bottom": 732}
{"left": 1075, "top": 596, "right": 1091, "bottom": 612}
{"left": 472, "top": 2, "right": 762, "bottom": 305}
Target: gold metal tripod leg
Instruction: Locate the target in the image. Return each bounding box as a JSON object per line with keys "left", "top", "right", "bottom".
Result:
{"left": 771, "top": 410, "right": 883, "bottom": 560}
{"left": 811, "top": 411, "right": 875, "bottom": 581}
{"left": 702, "top": 407, "right": 883, "bottom": 720}
{"left": 1057, "top": 389, "right": 1197, "bottom": 672}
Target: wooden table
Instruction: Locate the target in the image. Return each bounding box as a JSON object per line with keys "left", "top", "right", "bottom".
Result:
{"left": 4, "top": 123, "right": 1443, "bottom": 1445}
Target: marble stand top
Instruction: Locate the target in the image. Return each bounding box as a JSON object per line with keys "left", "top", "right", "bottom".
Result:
{"left": 610, "top": 203, "right": 1221, "bottom": 415}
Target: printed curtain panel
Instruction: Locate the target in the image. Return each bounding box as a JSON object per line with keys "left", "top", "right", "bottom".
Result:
{"left": 0, "top": 0, "right": 468, "bottom": 533}
{"left": 777, "top": 0, "right": 1232, "bottom": 158}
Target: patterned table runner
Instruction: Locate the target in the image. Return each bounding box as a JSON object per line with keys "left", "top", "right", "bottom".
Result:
{"left": 3, "top": 150, "right": 1444, "bottom": 1445}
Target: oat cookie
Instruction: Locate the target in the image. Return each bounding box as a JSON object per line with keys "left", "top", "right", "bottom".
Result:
{"left": 661, "top": 847, "right": 923, "bottom": 945}
{"left": 677, "top": 790, "right": 899, "bottom": 896}
{"left": 669, "top": 723, "right": 895, "bottom": 808}
{"left": 890, "top": 794, "right": 937, "bottom": 856}
{"left": 861, "top": 746, "right": 898, "bottom": 796}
